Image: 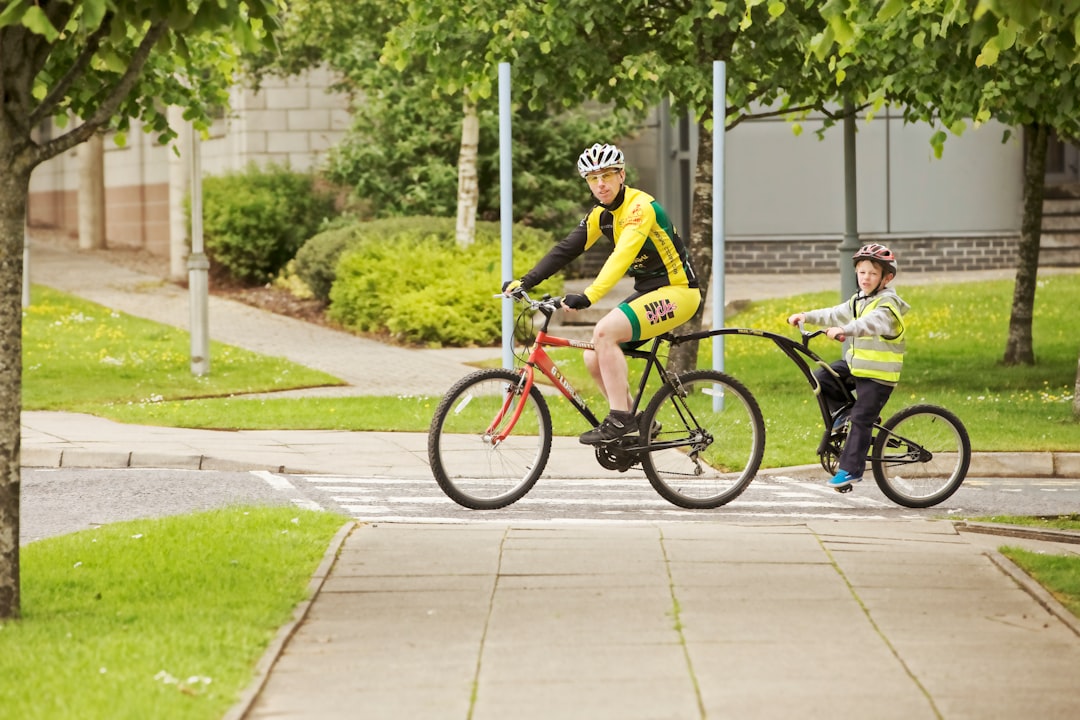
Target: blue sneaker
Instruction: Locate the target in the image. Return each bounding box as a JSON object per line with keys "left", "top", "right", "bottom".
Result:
{"left": 828, "top": 470, "right": 862, "bottom": 489}
{"left": 831, "top": 409, "right": 850, "bottom": 431}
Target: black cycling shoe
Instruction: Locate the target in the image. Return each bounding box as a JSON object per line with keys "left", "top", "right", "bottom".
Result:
{"left": 580, "top": 411, "right": 636, "bottom": 445}
{"left": 636, "top": 413, "right": 662, "bottom": 441}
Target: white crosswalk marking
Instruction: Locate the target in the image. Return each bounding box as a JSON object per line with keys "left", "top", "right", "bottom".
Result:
{"left": 294, "top": 472, "right": 908, "bottom": 523}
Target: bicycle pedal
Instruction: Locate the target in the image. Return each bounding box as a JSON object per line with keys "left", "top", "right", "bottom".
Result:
{"left": 836, "top": 485, "right": 854, "bottom": 494}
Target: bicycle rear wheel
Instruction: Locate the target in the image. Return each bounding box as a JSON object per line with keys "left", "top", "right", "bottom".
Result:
{"left": 428, "top": 368, "right": 552, "bottom": 509}
{"left": 640, "top": 370, "right": 765, "bottom": 509}
{"left": 871, "top": 404, "right": 971, "bottom": 508}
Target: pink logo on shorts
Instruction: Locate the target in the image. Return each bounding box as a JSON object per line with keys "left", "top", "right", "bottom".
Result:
{"left": 645, "top": 299, "right": 677, "bottom": 324}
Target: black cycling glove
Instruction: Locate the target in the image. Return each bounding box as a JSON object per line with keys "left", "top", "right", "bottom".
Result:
{"left": 562, "top": 293, "right": 591, "bottom": 309}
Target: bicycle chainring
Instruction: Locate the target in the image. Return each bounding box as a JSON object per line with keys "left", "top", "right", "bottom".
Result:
{"left": 819, "top": 451, "right": 839, "bottom": 474}
{"left": 595, "top": 440, "right": 640, "bottom": 473}
{"left": 819, "top": 431, "right": 844, "bottom": 473}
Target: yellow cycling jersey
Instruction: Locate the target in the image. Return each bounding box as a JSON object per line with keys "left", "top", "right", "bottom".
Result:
{"left": 520, "top": 186, "right": 699, "bottom": 303}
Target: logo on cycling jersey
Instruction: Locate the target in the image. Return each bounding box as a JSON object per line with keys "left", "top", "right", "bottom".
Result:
{"left": 645, "top": 298, "right": 677, "bottom": 324}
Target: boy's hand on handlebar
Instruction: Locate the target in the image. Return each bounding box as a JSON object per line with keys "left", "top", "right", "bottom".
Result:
{"left": 826, "top": 327, "right": 846, "bottom": 342}
{"left": 787, "top": 313, "right": 805, "bottom": 327}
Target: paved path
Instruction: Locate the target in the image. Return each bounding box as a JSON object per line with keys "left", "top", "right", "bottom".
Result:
{"left": 236, "top": 520, "right": 1080, "bottom": 720}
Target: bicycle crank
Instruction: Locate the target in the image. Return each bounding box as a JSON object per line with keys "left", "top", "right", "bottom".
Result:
{"left": 594, "top": 439, "right": 641, "bottom": 472}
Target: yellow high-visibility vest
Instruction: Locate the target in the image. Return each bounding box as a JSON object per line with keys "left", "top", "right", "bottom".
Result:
{"left": 848, "top": 295, "right": 905, "bottom": 383}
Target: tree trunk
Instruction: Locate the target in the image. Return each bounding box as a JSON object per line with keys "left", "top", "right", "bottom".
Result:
{"left": 668, "top": 126, "right": 714, "bottom": 376}
{"left": 0, "top": 163, "right": 31, "bottom": 620}
{"left": 78, "top": 132, "right": 107, "bottom": 250}
{"left": 1074, "top": 349, "right": 1080, "bottom": 419}
{"left": 455, "top": 100, "right": 480, "bottom": 248}
{"left": 1003, "top": 123, "right": 1047, "bottom": 366}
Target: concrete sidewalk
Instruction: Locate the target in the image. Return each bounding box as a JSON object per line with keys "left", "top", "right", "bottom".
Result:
{"left": 234, "top": 520, "right": 1080, "bottom": 720}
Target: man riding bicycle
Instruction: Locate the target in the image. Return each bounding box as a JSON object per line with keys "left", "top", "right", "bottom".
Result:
{"left": 504, "top": 143, "right": 702, "bottom": 445}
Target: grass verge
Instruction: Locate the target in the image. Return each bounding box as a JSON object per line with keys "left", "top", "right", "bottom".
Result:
{"left": 23, "top": 286, "right": 342, "bottom": 410}
{"left": 999, "top": 548, "right": 1080, "bottom": 618}
{"left": 0, "top": 506, "right": 348, "bottom": 720}
{"left": 971, "top": 514, "right": 1080, "bottom": 620}
{"left": 38, "top": 274, "right": 1079, "bottom": 469}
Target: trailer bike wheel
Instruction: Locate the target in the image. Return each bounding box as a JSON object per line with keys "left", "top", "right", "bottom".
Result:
{"left": 428, "top": 368, "right": 552, "bottom": 509}
{"left": 871, "top": 404, "right": 971, "bottom": 508}
{"left": 640, "top": 370, "right": 765, "bottom": 509}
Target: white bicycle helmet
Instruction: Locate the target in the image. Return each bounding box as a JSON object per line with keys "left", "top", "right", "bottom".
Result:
{"left": 577, "top": 143, "right": 625, "bottom": 177}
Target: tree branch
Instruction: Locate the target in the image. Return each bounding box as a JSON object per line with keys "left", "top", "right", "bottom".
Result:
{"left": 30, "top": 13, "right": 115, "bottom": 127}
{"left": 32, "top": 21, "right": 169, "bottom": 166}
{"left": 725, "top": 102, "right": 827, "bottom": 130}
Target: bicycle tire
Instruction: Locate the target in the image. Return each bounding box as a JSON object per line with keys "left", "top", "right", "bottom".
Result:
{"left": 428, "top": 368, "right": 552, "bottom": 509}
{"left": 871, "top": 404, "right": 971, "bottom": 508}
{"left": 640, "top": 370, "right": 765, "bottom": 509}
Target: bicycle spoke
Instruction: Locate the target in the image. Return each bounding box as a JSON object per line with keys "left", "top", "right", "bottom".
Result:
{"left": 872, "top": 405, "right": 970, "bottom": 508}
{"left": 429, "top": 369, "right": 552, "bottom": 509}
{"left": 641, "top": 370, "right": 765, "bottom": 509}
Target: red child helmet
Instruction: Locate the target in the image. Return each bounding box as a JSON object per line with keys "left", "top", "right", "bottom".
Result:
{"left": 852, "top": 243, "right": 897, "bottom": 276}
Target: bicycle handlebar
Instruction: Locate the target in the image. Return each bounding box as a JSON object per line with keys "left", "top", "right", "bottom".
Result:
{"left": 796, "top": 320, "right": 842, "bottom": 347}
{"left": 497, "top": 289, "right": 563, "bottom": 312}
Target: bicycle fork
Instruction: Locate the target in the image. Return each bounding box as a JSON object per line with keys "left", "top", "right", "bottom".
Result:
{"left": 484, "top": 370, "right": 534, "bottom": 446}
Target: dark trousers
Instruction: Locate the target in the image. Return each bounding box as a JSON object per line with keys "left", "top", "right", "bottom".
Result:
{"left": 815, "top": 360, "right": 894, "bottom": 478}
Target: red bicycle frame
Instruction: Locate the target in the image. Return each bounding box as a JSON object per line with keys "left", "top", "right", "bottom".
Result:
{"left": 488, "top": 327, "right": 602, "bottom": 443}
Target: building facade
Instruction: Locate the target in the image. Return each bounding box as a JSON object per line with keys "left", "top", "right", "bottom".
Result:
{"left": 27, "top": 67, "right": 1079, "bottom": 275}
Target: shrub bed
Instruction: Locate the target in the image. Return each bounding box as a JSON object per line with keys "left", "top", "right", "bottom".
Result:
{"left": 201, "top": 162, "right": 337, "bottom": 285}
{"left": 296, "top": 217, "right": 557, "bottom": 346}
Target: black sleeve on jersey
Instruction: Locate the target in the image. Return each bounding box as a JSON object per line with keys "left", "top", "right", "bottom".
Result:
{"left": 520, "top": 220, "right": 590, "bottom": 290}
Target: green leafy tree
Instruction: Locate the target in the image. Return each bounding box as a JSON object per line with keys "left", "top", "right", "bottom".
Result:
{"left": 472, "top": 0, "right": 836, "bottom": 371}
{"left": 815, "top": 0, "right": 1080, "bottom": 371}
{"left": 331, "top": 0, "right": 837, "bottom": 369}
{"left": 249, "top": 0, "right": 635, "bottom": 240}
{"left": 0, "top": 0, "right": 279, "bottom": 619}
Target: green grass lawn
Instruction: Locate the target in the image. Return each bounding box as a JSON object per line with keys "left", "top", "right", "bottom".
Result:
{"left": 32, "top": 274, "right": 1078, "bottom": 469}
{"left": 23, "top": 286, "right": 343, "bottom": 410}
{"left": 1, "top": 507, "right": 348, "bottom": 720}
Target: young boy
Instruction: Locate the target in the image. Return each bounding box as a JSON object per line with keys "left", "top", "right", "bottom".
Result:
{"left": 786, "top": 244, "right": 910, "bottom": 490}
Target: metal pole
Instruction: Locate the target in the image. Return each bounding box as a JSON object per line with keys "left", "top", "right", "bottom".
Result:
{"left": 188, "top": 124, "right": 210, "bottom": 376}
{"left": 713, "top": 61, "right": 726, "bottom": 374}
{"left": 22, "top": 219, "right": 30, "bottom": 307}
{"left": 713, "top": 61, "right": 727, "bottom": 411}
{"left": 499, "top": 63, "right": 514, "bottom": 369}
{"left": 839, "top": 100, "right": 860, "bottom": 300}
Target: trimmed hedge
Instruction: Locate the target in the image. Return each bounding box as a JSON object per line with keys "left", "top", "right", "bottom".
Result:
{"left": 296, "top": 217, "right": 559, "bottom": 347}
{"left": 201, "top": 163, "right": 337, "bottom": 285}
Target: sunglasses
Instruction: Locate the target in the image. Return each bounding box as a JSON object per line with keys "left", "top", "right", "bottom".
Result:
{"left": 584, "top": 170, "right": 622, "bottom": 186}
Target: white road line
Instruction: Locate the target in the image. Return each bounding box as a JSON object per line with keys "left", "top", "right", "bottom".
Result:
{"left": 253, "top": 471, "right": 326, "bottom": 512}
{"left": 252, "top": 470, "right": 296, "bottom": 491}
{"left": 341, "top": 512, "right": 889, "bottom": 523}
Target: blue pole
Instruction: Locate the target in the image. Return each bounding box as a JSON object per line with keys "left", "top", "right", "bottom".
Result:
{"left": 499, "top": 63, "right": 514, "bottom": 369}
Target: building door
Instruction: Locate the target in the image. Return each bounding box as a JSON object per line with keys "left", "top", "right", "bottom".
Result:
{"left": 1045, "top": 129, "right": 1080, "bottom": 187}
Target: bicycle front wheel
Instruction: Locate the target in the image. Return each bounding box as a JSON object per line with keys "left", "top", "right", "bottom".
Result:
{"left": 641, "top": 370, "right": 765, "bottom": 509}
{"left": 871, "top": 404, "right": 971, "bottom": 508}
{"left": 428, "top": 368, "right": 552, "bottom": 509}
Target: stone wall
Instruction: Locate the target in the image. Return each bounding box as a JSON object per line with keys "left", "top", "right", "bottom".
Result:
{"left": 723, "top": 234, "right": 1022, "bottom": 274}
